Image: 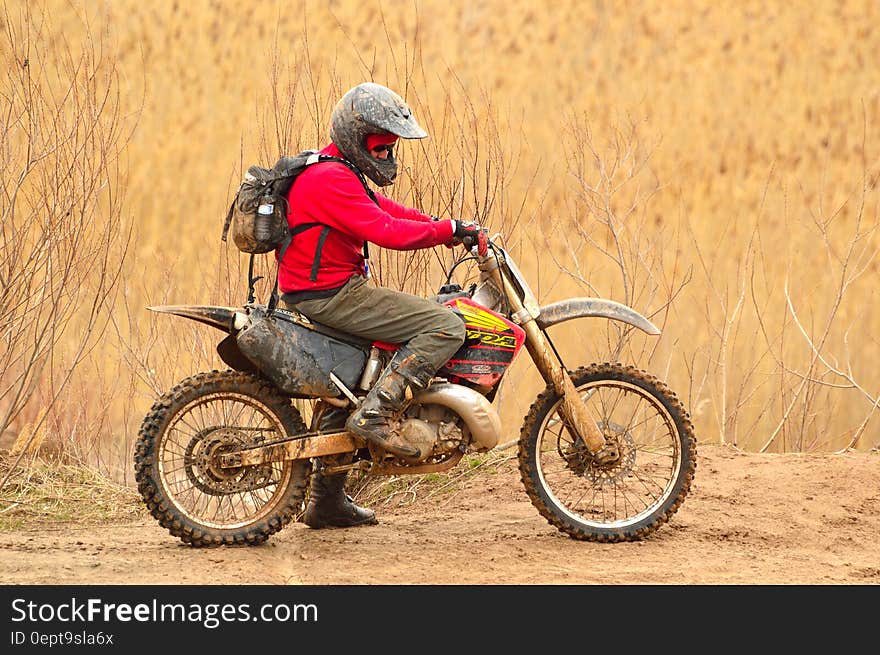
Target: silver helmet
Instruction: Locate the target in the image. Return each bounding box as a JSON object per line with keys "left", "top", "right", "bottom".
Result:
{"left": 329, "top": 82, "right": 428, "bottom": 186}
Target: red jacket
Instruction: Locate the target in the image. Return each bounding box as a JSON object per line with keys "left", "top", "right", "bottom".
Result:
{"left": 278, "top": 143, "right": 454, "bottom": 293}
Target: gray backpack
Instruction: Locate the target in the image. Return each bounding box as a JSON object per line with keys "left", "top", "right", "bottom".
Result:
{"left": 223, "top": 150, "right": 324, "bottom": 254}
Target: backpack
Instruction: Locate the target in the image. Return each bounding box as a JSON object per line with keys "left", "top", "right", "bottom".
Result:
{"left": 220, "top": 150, "right": 379, "bottom": 309}
{"left": 223, "top": 150, "right": 320, "bottom": 255}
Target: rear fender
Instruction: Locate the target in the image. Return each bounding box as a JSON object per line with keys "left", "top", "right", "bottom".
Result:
{"left": 534, "top": 298, "right": 660, "bottom": 335}
{"left": 148, "top": 305, "right": 256, "bottom": 372}
{"left": 147, "top": 305, "right": 240, "bottom": 333}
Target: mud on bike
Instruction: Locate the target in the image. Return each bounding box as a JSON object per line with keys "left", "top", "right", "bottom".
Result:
{"left": 134, "top": 231, "right": 696, "bottom": 546}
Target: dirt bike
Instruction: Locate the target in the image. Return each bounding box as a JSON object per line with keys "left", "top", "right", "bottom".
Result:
{"left": 134, "top": 231, "right": 696, "bottom": 547}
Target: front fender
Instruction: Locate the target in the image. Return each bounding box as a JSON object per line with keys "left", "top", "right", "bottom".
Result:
{"left": 534, "top": 298, "right": 661, "bottom": 335}
{"left": 147, "top": 305, "right": 239, "bottom": 333}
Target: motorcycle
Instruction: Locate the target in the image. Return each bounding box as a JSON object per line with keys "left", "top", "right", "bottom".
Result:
{"left": 134, "top": 232, "right": 696, "bottom": 547}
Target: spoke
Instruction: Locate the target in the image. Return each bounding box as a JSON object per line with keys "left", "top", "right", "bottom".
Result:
{"left": 594, "top": 385, "right": 616, "bottom": 432}
{"left": 567, "top": 476, "right": 600, "bottom": 515}
{"left": 222, "top": 492, "right": 241, "bottom": 522}
{"left": 162, "top": 462, "right": 193, "bottom": 479}
{"left": 611, "top": 477, "right": 645, "bottom": 516}
{"left": 237, "top": 487, "right": 256, "bottom": 517}
{"left": 637, "top": 401, "right": 668, "bottom": 450}
{"left": 180, "top": 404, "right": 207, "bottom": 436}
{"left": 619, "top": 389, "right": 645, "bottom": 442}
{"left": 622, "top": 409, "right": 658, "bottom": 438}
{"left": 247, "top": 487, "right": 265, "bottom": 512}
{"left": 631, "top": 460, "right": 672, "bottom": 496}
{"left": 632, "top": 441, "right": 676, "bottom": 459}
{"left": 205, "top": 495, "right": 222, "bottom": 523}
{"left": 195, "top": 400, "right": 210, "bottom": 433}
{"left": 600, "top": 384, "right": 627, "bottom": 426}
{"left": 229, "top": 399, "right": 247, "bottom": 428}
{"left": 540, "top": 458, "right": 574, "bottom": 476}
{"left": 187, "top": 484, "right": 210, "bottom": 519}
{"left": 603, "top": 481, "right": 614, "bottom": 520}
{"left": 166, "top": 422, "right": 198, "bottom": 448}
{"left": 219, "top": 396, "right": 229, "bottom": 427}
{"left": 163, "top": 438, "right": 188, "bottom": 459}
{"left": 549, "top": 408, "right": 576, "bottom": 453}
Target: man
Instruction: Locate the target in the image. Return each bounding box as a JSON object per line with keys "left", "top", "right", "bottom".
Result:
{"left": 279, "top": 82, "right": 482, "bottom": 529}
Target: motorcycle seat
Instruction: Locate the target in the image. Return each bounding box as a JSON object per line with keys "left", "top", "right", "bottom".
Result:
{"left": 272, "top": 308, "right": 376, "bottom": 350}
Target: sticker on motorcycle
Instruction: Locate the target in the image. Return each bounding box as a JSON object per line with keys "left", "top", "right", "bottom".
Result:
{"left": 442, "top": 297, "right": 526, "bottom": 389}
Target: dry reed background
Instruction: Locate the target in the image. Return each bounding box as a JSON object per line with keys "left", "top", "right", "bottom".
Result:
{"left": 2, "top": 0, "right": 879, "bottom": 484}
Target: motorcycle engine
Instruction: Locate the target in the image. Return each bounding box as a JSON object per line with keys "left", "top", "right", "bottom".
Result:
{"left": 385, "top": 404, "right": 464, "bottom": 464}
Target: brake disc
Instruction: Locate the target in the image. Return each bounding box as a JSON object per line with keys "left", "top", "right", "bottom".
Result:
{"left": 184, "top": 426, "right": 276, "bottom": 495}
{"left": 561, "top": 421, "right": 637, "bottom": 486}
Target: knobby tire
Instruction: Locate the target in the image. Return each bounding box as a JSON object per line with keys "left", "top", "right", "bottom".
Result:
{"left": 518, "top": 363, "right": 697, "bottom": 542}
{"left": 134, "top": 370, "right": 310, "bottom": 547}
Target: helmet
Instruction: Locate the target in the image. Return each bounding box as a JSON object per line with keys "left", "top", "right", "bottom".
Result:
{"left": 329, "top": 82, "right": 428, "bottom": 186}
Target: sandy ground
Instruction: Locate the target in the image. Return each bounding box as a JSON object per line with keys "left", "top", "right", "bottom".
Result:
{"left": 1, "top": 444, "right": 878, "bottom": 586}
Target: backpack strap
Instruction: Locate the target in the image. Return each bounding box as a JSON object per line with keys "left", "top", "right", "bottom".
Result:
{"left": 267, "top": 221, "right": 322, "bottom": 313}
{"left": 269, "top": 154, "right": 381, "bottom": 312}
{"left": 308, "top": 155, "right": 378, "bottom": 276}
{"left": 310, "top": 226, "right": 332, "bottom": 282}
{"left": 221, "top": 197, "right": 235, "bottom": 243}
{"left": 288, "top": 155, "right": 379, "bottom": 283}
{"left": 265, "top": 231, "right": 291, "bottom": 313}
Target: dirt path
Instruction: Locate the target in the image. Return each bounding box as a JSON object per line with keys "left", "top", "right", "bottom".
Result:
{"left": 1, "top": 445, "right": 879, "bottom": 585}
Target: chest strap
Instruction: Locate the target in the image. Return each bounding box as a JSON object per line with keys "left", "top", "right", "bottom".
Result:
{"left": 290, "top": 155, "right": 380, "bottom": 283}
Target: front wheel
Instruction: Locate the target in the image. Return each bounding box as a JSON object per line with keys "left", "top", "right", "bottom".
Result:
{"left": 518, "top": 363, "right": 696, "bottom": 542}
{"left": 134, "top": 370, "right": 311, "bottom": 547}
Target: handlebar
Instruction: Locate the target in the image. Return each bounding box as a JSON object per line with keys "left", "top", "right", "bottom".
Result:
{"left": 461, "top": 228, "right": 490, "bottom": 256}
{"left": 442, "top": 227, "right": 497, "bottom": 288}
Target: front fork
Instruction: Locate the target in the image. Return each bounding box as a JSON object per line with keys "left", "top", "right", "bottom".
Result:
{"left": 486, "top": 262, "right": 619, "bottom": 466}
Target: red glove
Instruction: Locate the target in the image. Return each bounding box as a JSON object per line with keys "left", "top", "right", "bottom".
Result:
{"left": 451, "top": 220, "right": 483, "bottom": 246}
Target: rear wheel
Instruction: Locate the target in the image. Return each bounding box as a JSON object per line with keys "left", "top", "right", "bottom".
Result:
{"left": 134, "top": 370, "right": 310, "bottom": 547}
{"left": 518, "top": 363, "right": 696, "bottom": 542}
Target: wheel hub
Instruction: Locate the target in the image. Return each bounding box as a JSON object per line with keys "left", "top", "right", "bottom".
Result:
{"left": 561, "top": 422, "right": 637, "bottom": 486}
{"left": 184, "top": 427, "right": 275, "bottom": 495}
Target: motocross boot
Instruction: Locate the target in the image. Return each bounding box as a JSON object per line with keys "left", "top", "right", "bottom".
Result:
{"left": 345, "top": 348, "right": 436, "bottom": 459}
{"left": 302, "top": 405, "right": 377, "bottom": 529}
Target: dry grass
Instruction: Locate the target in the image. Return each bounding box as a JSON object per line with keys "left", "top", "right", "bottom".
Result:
{"left": 0, "top": 454, "right": 145, "bottom": 531}
{"left": 349, "top": 449, "right": 519, "bottom": 509}
{"left": 0, "top": 449, "right": 513, "bottom": 529}
{"left": 2, "top": 0, "right": 880, "bottom": 484}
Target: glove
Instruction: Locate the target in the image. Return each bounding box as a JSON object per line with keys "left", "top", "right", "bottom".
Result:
{"left": 451, "top": 220, "right": 483, "bottom": 247}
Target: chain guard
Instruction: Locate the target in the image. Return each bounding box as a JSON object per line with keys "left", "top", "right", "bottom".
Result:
{"left": 366, "top": 443, "right": 465, "bottom": 475}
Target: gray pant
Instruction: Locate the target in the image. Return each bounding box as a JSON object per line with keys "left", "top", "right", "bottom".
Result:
{"left": 284, "top": 275, "right": 466, "bottom": 371}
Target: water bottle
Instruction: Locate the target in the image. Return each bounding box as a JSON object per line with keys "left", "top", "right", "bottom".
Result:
{"left": 254, "top": 196, "right": 274, "bottom": 242}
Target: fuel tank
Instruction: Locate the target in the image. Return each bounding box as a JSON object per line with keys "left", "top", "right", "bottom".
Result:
{"left": 439, "top": 297, "right": 526, "bottom": 391}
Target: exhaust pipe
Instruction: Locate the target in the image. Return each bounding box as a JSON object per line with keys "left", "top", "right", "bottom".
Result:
{"left": 415, "top": 382, "right": 502, "bottom": 451}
